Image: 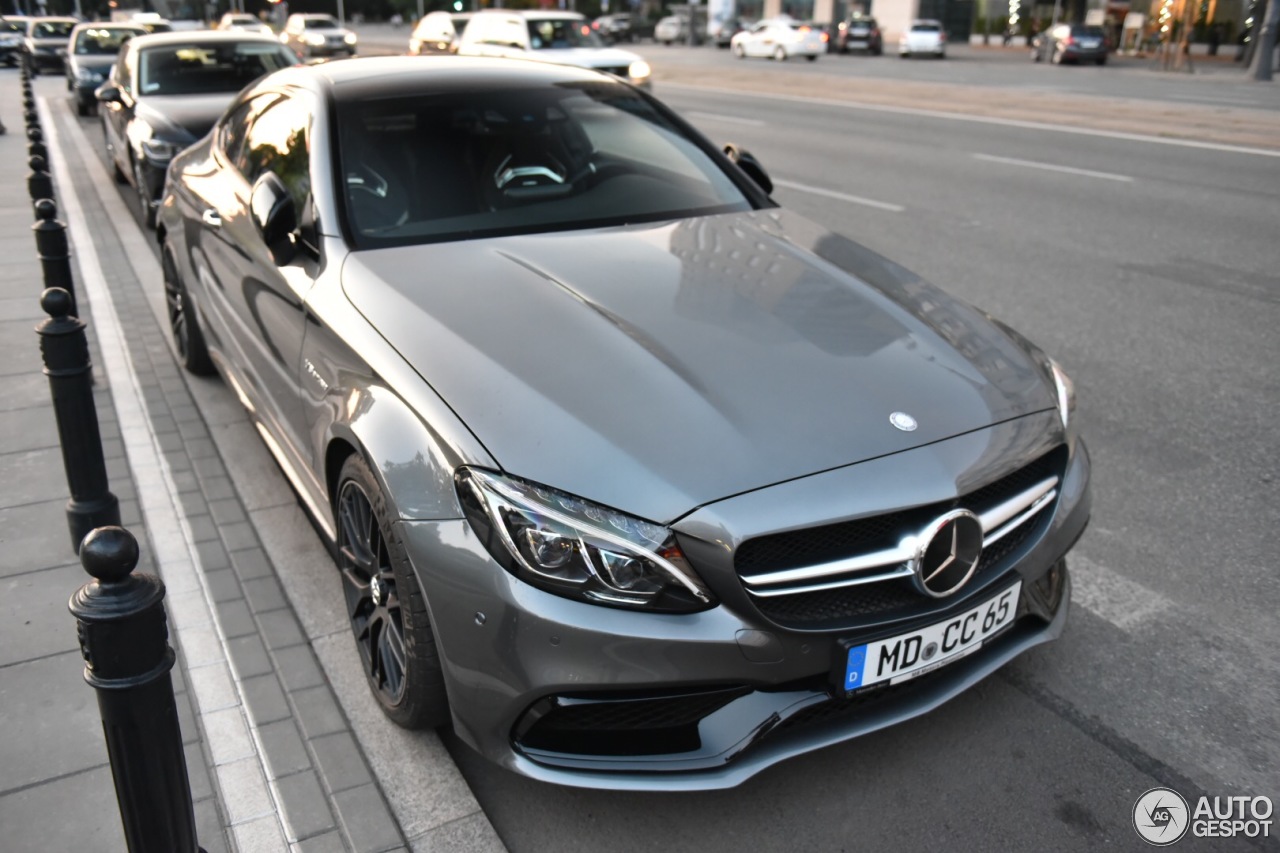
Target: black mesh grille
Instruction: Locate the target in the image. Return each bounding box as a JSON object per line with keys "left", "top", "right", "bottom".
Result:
{"left": 517, "top": 687, "right": 748, "bottom": 756}
{"left": 736, "top": 448, "right": 1064, "bottom": 629}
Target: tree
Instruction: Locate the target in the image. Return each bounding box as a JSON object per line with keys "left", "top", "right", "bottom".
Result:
{"left": 1251, "top": 0, "right": 1279, "bottom": 80}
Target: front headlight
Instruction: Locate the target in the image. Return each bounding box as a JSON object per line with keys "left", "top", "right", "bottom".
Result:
{"left": 456, "top": 468, "right": 715, "bottom": 613}
{"left": 303, "top": 32, "right": 326, "bottom": 46}
{"left": 344, "top": 32, "right": 357, "bottom": 44}
{"left": 141, "top": 137, "right": 180, "bottom": 162}
{"left": 627, "top": 59, "right": 651, "bottom": 81}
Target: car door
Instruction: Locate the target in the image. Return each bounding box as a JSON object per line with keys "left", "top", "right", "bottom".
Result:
{"left": 199, "top": 91, "right": 318, "bottom": 471}
{"left": 99, "top": 44, "right": 138, "bottom": 179}
{"left": 747, "top": 23, "right": 772, "bottom": 56}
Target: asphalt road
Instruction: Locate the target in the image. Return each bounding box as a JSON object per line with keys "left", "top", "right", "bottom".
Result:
{"left": 55, "top": 48, "right": 1280, "bottom": 852}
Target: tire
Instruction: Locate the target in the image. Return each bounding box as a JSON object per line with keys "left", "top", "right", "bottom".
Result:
{"left": 733, "top": 42, "right": 745, "bottom": 58}
{"left": 133, "top": 160, "right": 156, "bottom": 229}
{"left": 1097, "top": 56, "right": 1107, "bottom": 65}
{"left": 76, "top": 99, "right": 90, "bottom": 118}
{"left": 1032, "top": 48, "right": 1041, "bottom": 62}
{"left": 335, "top": 454, "right": 450, "bottom": 729}
{"left": 806, "top": 54, "right": 817, "bottom": 61}
{"left": 162, "top": 246, "right": 216, "bottom": 376}
{"left": 774, "top": 45, "right": 787, "bottom": 61}
{"left": 1051, "top": 47, "right": 1063, "bottom": 64}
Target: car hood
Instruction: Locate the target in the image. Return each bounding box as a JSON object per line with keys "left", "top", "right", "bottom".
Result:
{"left": 341, "top": 209, "right": 1056, "bottom": 522}
{"left": 526, "top": 46, "right": 640, "bottom": 68}
{"left": 136, "top": 93, "right": 235, "bottom": 143}
{"left": 72, "top": 55, "right": 116, "bottom": 73}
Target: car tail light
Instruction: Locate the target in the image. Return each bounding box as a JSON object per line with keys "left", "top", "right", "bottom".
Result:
{"left": 1062, "top": 35, "right": 1074, "bottom": 45}
{"left": 939, "top": 31, "right": 947, "bottom": 41}
{"left": 871, "top": 27, "right": 880, "bottom": 36}
{"left": 799, "top": 25, "right": 810, "bottom": 32}
{"left": 821, "top": 31, "right": 829, "bottom": 42}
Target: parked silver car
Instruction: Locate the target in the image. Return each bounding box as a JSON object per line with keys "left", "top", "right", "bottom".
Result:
{"left": 157, "top": 56, "right": 1090, "bottom": 790}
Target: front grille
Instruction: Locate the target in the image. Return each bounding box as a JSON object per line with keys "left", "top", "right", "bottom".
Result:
{"left": 517, "top": 687, "right": 748, "bottom": 756}
{"left": 736, "top": 448, "right": 1064, "bottom": 629}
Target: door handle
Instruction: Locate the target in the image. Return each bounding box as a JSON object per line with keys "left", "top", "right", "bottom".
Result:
{"left": 201, "top": 209, "right": 222, "bottom": 228}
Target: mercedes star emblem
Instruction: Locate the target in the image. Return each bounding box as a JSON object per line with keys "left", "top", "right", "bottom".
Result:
{"left": 890, "top": 411, "right": 918, "bottom": 432}
{"left": 912, "top": 509, "right": 984, "bottom": 598}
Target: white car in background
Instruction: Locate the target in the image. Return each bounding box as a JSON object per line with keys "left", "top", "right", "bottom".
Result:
{"left": 730, "top": 18, "right": 826, "bottom": 61}
{"left": 457, "top": 10, "right": 651, "bottom": 89}
{"left": 899, "top": 19, "right": 946, "bottom": 58}
{"left": 216, "top": 13, "right": 272, "bottom": 35}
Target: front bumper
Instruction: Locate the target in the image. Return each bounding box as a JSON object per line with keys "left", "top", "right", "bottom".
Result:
{"left": 401, "top": 412, "right": 1090, "bottom": 789}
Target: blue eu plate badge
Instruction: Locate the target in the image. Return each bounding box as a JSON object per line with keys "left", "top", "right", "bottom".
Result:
{"left": 844, "top": 644, "right": 868, "bottom": 690}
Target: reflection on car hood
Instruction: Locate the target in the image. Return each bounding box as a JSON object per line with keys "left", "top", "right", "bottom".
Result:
{"left": 342, "top": 209, "right": 1056, "bottom": 522}
{"left": 72, "top": 55, "right": 116, "bottom": 73}
{"left": 136, "top": 93, "right": 236, "bottom": 143}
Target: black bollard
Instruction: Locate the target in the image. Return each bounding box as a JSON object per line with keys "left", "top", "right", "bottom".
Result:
{"left": 33, "top": 200, "right": 78, "bottom": 313}
{"left": 27, "top": 127, "right": 47, "bottom": 161}
{"left": 28, "top": 156, "right": 54, "bottom": 212}
{"left": 37, "top": 288, "right": 119, "bottom": 551}
{"left": 68, "top": 527, "right": 202, "bottom": 853}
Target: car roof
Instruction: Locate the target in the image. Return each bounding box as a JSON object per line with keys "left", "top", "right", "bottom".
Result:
{"left": 264, "top": 55, "right": 619, "bottom": 102}
{"left": 472, "top": 9, "right": 586, "bottom": 20}
{"left": 125, "top": 30, "right": 285, "bottom": 48}
{"left": 70, "top": 22, "right": 146, "bottom": 31}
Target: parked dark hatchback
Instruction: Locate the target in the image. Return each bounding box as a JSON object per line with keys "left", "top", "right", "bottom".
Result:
{"left": 836, "top": 14, "right": 882, "bottom": 54}
{"left": 97, "top": 31, "right": 297, "bottom": 228}
{"left": 23, "top": 16, "right": 76, "bottom": 72}
{"left": 1032, "top": 23, "right": 1109, "bottom": 64}
{"left": 157, "top": 56, "right": 1090, "bottom": 790}
{"left": 65, "top": 23, "right": 146, "bottom": 116}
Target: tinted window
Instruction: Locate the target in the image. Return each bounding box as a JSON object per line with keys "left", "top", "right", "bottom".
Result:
{"left": 336, "top": 81, "right": 753, "bottom": 248}
{"left": 1, "top": 21, "right": 25, "bottom": 34}
{"left": 240, "top": 96, "right": 311, "bottom": 212}
{"left": 138, "top": 42, "right": 295, "bottom": 96}
{"left": 527, "top": 19, "right": 602, "bottom": 49}
{"left": 74, "top": 27, "right": 143, "bottom": 55}
{"left": 303, "top": 17, "right": 339, "bottom": 29}
{"left": 911, "top": 23, "right": 941, "bottom": 31}
{"left": 34, "top": 21, "right": 75, "bottom": 38}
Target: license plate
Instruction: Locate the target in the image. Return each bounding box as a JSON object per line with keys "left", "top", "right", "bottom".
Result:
{"left": 849, "top": 39, "right": 869, "bottom": 47}
{"left": 1078, "top": 38, "right": 1100, "bottom": 48}
{"left": 843, "top": 581, "right": 1020, "bottom": 693}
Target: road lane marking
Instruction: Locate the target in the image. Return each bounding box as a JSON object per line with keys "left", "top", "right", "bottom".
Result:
{"left": 686, "top": 111, "right": 767, "bottom": 126}
{"left": 1069, "top": 554, "right": 1173, "bottom": 631}
{"left": 1166, "top": 94, "right": 1263, "bottom": 106}
{"left": 772, "top": 178, "right": 906, "bottom": 212}
{"left": 662, "top": 83, "right": 1280, "bottom": 158}
{"left": 972, "top": 152, "right": 1134, "bottom": 182}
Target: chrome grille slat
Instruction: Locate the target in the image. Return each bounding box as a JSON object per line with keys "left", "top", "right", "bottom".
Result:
{"left": 739, "top": 474, "right": 1060, "bottom": 599}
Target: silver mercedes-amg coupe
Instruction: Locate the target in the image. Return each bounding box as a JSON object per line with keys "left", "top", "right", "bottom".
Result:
{"left": 157, "top": 56, "right": 1091, "bottom": 790}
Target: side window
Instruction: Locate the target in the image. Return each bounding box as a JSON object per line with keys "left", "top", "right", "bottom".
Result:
{"left": 218, "top": 96, "right": 274, "bottom": 167}
{"left": 239, "top": 95, "right": 313, "bottom": 214}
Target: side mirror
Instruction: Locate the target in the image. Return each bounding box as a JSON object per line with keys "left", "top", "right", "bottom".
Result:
{"left": 250, "top": 172, "right": 298, "bottom": 266}
{"left": 95, "top": 83, "right": 122, "bottom": 104}
{"left": 723, "top": 143, "right": 773, "bottom": 196}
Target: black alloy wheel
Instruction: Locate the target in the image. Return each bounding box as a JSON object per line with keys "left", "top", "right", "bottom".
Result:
{"left": 162, "top": 248, "right": 215, "bottom": 375}
{"left": 335, "top": 455, "right": 449, "bottom": 729}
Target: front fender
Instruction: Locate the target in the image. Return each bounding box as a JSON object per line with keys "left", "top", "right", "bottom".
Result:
{"left": 328, "top": 384, "right": 473, "bottom": 522}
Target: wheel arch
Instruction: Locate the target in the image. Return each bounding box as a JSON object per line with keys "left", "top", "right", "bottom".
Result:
{"left": 322, "top": 385, "right": 473, "bottom": 526}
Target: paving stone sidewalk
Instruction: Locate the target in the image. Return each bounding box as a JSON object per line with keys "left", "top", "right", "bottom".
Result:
{"left": 0, "top": 71, "right": 500, "bottom": 853}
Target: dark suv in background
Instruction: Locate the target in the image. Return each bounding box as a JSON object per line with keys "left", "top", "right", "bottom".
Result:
{"left": 835, "top": 14, "right": 882, "bottom": 54}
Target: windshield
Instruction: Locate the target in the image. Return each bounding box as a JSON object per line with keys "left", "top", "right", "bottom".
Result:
{"left": 75, "top": 27, "right": 143, "bottom": 55}
{"left": 138, "top": 42, "right": 296, "bottom": 96}
{"left": 337, "top": 81, "right": 754, "bottom": 248}
{"left": 34, "top": 21, "right": 75, "bottom": 38}
{"left": 226, "top": 15, "right": 258, "bottom": 25}
{"left": 303, "top": 17, "right": 339, "bottom": 29}
{"left": 911, "top": 23, "right": 941, "bottom": 31}
{"left": 527, "top": 19, "right": 603, "bottom": 49}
